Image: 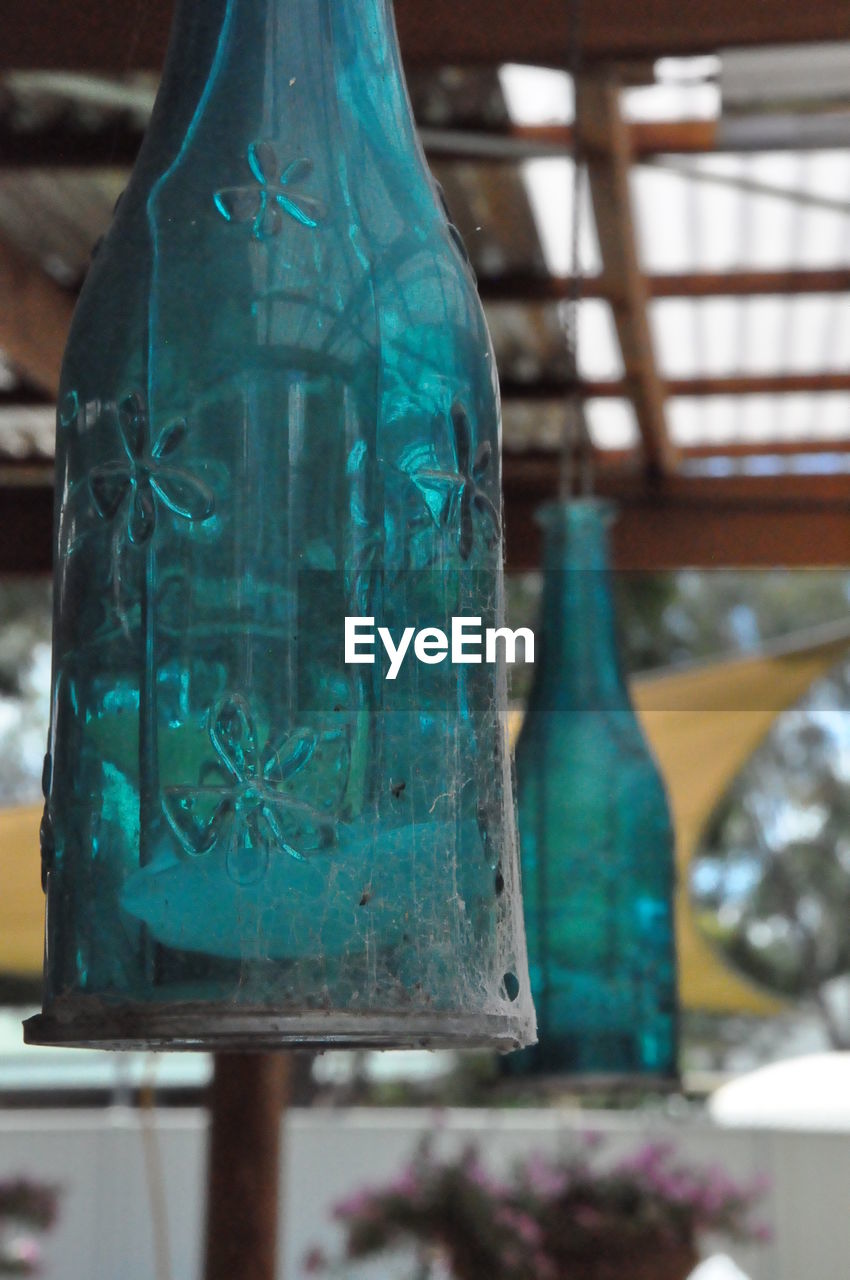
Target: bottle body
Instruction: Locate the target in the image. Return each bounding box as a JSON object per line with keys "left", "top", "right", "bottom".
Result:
{"left": 509, "top": 501, "right": 676, "bottom": 1078}
{"left": 30, "top": 0, "right": 534, "bottom": 1049}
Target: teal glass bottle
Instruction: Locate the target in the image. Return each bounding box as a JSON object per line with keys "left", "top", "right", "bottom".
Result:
{"left": 25, "top": 0, "right": 535, "bottom": 1051}
{"left": 508, "top": 500, "right": 677, "bottom": 1079}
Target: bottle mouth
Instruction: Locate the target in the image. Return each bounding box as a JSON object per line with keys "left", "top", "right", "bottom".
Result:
{"left": 534, "top": 497, "right": 617, "bottom": 532}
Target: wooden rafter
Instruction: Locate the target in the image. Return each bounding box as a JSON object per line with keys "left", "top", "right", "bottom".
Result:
{"left": 658, "top": 374, "right": 850, "bottom": 398}
{"left": 482, "top": 268, "right": 850, "bottom": 304}
{"left": 428, "top": 118, "right": 850, "bottom": 162}
{"left": 0, "top": 120, "right": 145, "bottom": 169}
{"left": 588, "top": 439, "right": 850, "bottom": 466}
{"left": 574, "top": 70, "right": 677, "bottom": 476}
{"left": 504, "top": 457, "right": 850, "bottom": 570}
{"left": 0, "top": 237, "right": 74, "bottom": 397}
{"left": 4, "top": 0, "right": 850, "bottom": 71}
{"left": 0, "top": 485, "right": 53, "bottom": 573}
{"left": 501, "top": 373, "right": 850, "bottom": 401}
{"left": 425, "top": 121, "right": 718, "bottom": 162}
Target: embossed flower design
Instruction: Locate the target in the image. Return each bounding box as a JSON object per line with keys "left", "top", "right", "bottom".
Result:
{"left": 163, "top": 694, "right": 340, "bottom": 885}
{"left": 214, "top": 142, "right": 324, "bottom": 240}
{"left": 88, "top": 392, "right": 214, "bottom": 547}
{"left": 404, "top": 401, "right": 501, "bottom": 561}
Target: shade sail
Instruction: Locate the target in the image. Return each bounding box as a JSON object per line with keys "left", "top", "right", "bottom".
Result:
{"left": 635, "top": 619, "right": 850, "bottom": 1015}
{"left": 0, "top": 803, "right": 45, "bottom": 979}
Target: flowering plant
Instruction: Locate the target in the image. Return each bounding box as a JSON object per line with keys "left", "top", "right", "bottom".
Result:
{"left": 0, "top": 1179, "right": 60, "bottom": 1276}
{"left": 304, "top": 1136, "right": 769, "bottom": 1280}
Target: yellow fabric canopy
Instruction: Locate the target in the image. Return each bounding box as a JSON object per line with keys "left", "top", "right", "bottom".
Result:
{"left": 2, "top": 620, "right": 849, "bottom": 1008}
{"left": 634, "top": 620, "right": 850, "bottom": 1015}
{"left": 0, "top": 803, "right": 45, "bottom": 979}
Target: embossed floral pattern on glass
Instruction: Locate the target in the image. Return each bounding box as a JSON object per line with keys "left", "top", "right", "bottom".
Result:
{"left": 399, "top": 402, "right": 501, "bottom": 562}
{"left": 88, "top": 392, "right": 215, "bottom": 547}
{"left": 164, "top": 693, "right": 341, "bottom": 884}
{"left": 214, "top": 142, "right": 324, "bottom": 238}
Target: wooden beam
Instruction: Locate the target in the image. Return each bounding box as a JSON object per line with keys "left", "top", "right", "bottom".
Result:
{"left": 576, "top": 71, "right": 677, "bottom": 477}
{"left": 0, "top": 120, "right": 144, "bottom": 169}
{"left": 0, "top": 485, "right": 54, "bottom": 573}
{"left": 0, "top": 238, "right": 75, "bottom": 397}
{"left": 397, "top": 1, "right": 850, "bottom": 66}
{"left": 4, "top": 1, "right": 850, "bottom": 71}
{"left": 420, "top": 120, "right": 718, "bottom": 163}
{"left": 508, "top": 453, "right": 850, "bottom": 503}
{"left": 504, "top": 455, "right": 850, "bottom": 569}
{"left": 481, "top": 268, "right": 850, "bottom": 304}
{"left": 0, "top": 385, "right": 51, "bottom": 407}
{"left": 427, "top": 117, "right": 850, "bottom": 161}
{"left": 593, "top": 438, "right": 850, "bottom": 466}
{"left": 501, "top": 372, "right": 850, "bottom": 400}
{"left": 504, "top": 121, "right": 717, "bottom": 157}
{"left": 668, "top": 373, "right": 850, "bottom": 398}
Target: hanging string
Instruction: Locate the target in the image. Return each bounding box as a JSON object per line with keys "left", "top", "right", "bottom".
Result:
{"left": 139, "top": 1057, "right": 175, "bottom": 1280}
{"left": 558, "top": 0, "right": 594, "bottom": 501}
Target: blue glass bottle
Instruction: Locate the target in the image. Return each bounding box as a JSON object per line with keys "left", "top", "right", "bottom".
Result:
{"left": 25, "top": 0, "right": 535, "bottom": 1051}
{"left": 508, "top": 500, "right": 676, "bottom": 1079}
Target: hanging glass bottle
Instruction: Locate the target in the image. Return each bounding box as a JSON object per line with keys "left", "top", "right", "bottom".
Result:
{"left": 507, "top": 499, "right": 676, "bottom": 1079}
{"left": 25, "top": 0, "right": 535, "bottom": 1051}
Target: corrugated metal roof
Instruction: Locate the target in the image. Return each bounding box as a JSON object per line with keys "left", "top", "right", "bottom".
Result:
{"left": 2, "top": 60, "right": 850, "bottom": 467}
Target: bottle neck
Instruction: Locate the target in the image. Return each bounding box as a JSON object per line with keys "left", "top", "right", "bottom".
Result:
{"left": 142, "top": 0, "right": 419, "bottom": 178}
{"left": 531, "top": 502, "right": 629, "bottom": 712}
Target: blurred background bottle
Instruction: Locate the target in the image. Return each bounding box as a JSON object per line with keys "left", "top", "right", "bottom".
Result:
{"left": 508, "top": 499, "right": 677, "bottom": 1079}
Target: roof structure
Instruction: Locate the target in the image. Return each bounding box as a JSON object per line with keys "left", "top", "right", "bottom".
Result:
{"left": 3, "top": 2, "right": 850, "bottom": 570}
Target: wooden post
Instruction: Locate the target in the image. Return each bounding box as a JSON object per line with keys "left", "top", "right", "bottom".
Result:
{"left": 203, "top": 1053, "right": 290, "bottom": 1280}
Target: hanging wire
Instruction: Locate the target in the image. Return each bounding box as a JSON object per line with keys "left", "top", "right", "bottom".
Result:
{"left": 139, "top": 1057, "right": 175, "bottom": 1280}
{"left": 559, "top": 0, "right": 595, "bottom": 501}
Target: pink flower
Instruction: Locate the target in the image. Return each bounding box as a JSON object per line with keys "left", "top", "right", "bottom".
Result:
{"left": 495, "top": 1206, "right": 543, "bottom": 1247}
{"left": 6, "top": 1236, "right": 42, "bottom": 1267}
{"left": 333, "top": 1189, "right": 375, "bottom": 1220}
{"left": 461, "top": 1153, "right": 503, "bottom": 1195}
{"left": 532, "top": 1250, "right": 559, "bottom": 1279}
{"left": 572, "top": 1204, "right": 606, "bottom": 1231}
{"left": 387, "top": 1167, "right": 420, "bottom": 1197}
{"left": 522, "top": 1153, "right": 569, "bottom": 1198}
{"left": 616, "top": 1140, "right": 677, "bottom": 1179}
{"left": 301, "top": 1246, "right": 327, "bottom": 1274}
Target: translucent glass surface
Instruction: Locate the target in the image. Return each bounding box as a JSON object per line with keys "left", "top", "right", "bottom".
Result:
{"left": 27, "top": 0, "right": 534, "bottom": 1051}
{"left": 507, "top": 501, "right": 677, "bottom": 1079}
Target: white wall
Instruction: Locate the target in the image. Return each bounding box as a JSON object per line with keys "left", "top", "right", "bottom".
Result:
{"left": 1, "top": 1108, "right": 848, "bottom": 1280}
